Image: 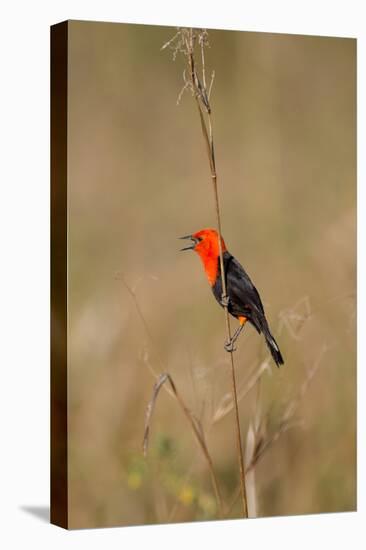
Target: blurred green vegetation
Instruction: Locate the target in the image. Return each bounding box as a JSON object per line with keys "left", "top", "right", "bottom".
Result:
{"left": 66, "top": 21, "right": 356, "bottom": 528}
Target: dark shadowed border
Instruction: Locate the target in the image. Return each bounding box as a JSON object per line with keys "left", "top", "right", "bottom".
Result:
{"left": 50, "top": 20, "right": 68, "bottom": 529}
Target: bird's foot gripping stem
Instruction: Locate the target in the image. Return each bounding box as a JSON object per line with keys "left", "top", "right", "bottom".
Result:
{"left": 220, "top": 294, "right": 230, "bottom": 308}
{"left": 224, "top": 338, "right": 237, "bottom": 353}
{"left": 224, "top": 323, "right": 245, "bottom": 353}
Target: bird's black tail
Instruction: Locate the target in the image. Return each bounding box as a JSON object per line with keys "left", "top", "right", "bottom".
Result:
{"left": 263, "top": 326, "right": 284, "bottom": 367}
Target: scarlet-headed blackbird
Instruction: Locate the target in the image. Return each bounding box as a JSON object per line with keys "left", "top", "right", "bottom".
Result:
{"left": 180, "top": 228, "right": 284, "bottom": 367}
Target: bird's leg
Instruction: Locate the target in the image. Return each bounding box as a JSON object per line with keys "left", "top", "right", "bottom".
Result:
{"left": 224, "top": 323, "right": 245, "bottom": 353}
{"left": 220, "top": 293, "right": 230, "bottom": 308}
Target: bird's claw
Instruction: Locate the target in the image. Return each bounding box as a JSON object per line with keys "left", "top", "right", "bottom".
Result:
{"left": 220, "top": 294, "right": 230, "bottom": 308}
{"left": 224, "top": 339, "right": 236, "bottom": 353}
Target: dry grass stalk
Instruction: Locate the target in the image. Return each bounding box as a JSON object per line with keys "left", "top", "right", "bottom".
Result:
{"left": 212, "top": 359, "right": 271, "bottom": 424}
{"left": 169, "top": 26, "right": 248, "bottom": 518}
{"left": 117, "top": 272, "right": 224, "bottom": 515}
{"left": 226, "top": 344, "right": 327, "bottom": 514}
{"left": 143, "top": 372, "right": 224, "bottom": 517}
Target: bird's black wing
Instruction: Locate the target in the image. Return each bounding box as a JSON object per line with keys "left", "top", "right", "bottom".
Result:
{"left": 213, "top": 252, "right": 284, "bottom": 366}
{"left": 223, "top": 254, "right": 266, "bottom": 333}
{"left": 213, "top": 253, "right": 264, "bottom": 313}
{"left": 226, "top": 255, "right": 264, "bottom": 310}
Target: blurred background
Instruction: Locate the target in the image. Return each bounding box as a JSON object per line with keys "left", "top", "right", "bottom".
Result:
{"left": 67, "top": 21, "right": 356, "bottom": 528}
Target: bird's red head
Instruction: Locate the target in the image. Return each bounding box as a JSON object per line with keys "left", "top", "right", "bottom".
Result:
{"left": 180, "top": 228, "right": 227, "bottom": 286}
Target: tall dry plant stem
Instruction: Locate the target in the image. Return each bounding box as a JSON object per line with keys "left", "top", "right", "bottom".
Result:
{"left": 181, "top": 28, "right": 248, "bottom": 518}
{"left": 143, "top": 373, "right": 224, "bottom": 517}
{"left": 118, "top": 273, "right": 225, "bottom": 515}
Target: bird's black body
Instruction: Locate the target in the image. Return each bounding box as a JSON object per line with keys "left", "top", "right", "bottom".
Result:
{"left": 213, "top": 251, "right": 284, "bottom": 366}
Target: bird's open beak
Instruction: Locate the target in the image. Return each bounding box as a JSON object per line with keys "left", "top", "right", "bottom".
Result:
{"left": 179, "top": 235, "right": 197, "bottom": 251}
